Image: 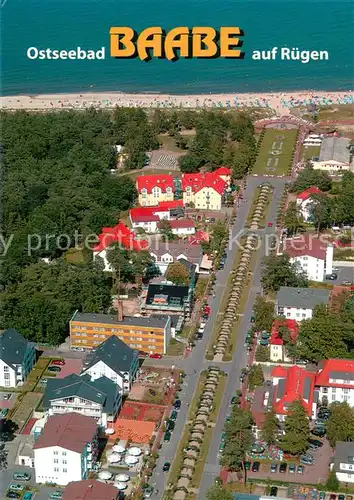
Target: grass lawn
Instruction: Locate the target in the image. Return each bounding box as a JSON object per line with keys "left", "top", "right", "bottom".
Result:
{"left": 195, "top": 276, "right": 210, "bottom": 300}
{"left": 120, "top": 168, "right": 182, "bottom": 182}
{"left": 166, "top": 338, "right": 185, "bottom": 356}
{"left": 253, "top": 128, "right": 298, "bottom": 176}
{"left": 65, "top": 248, "right": 85, "bottom": 264}
{"left": 334, "top": 248, "right": 354, "bottom": 260}
{"left": 157, "top": 133, "right": 194, "bottom": 152}
{"left": 10, "top": 392, "right": 43, "bottom": 432}
{"left": 300, "top": 145, "right": 321, "bottom": 161}
{"left": 317, "top": 104, "right": 354, "bottom": 120}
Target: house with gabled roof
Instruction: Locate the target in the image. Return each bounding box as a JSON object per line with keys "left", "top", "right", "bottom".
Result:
{"left": 0, "top": 328, "right": 36, "bottom": 388}
{"left": 182, "top": 172, "right": 227, "bottom": 210}
{"left": 81, "top": 335, "right": 139, "bottom": 394}
{"left": 275, "top": 286, "right": 330, "bottom": 321}
{"left": 34, "top": 412, "right": 99, "bottom": 486}
{"left": 136, "top": 174, "right": 175, "bottom": 206}
{"left": 43, "top": 373, "right": 122, "bottom": 428}
{"left": 315, "top": 359, "right": 354, "bottom": 407}
{"left": 63, "top": 479, "right": 119, "bottom": 500}
{"left": 296, "top": 186, "right": 322, "bottom": 221}
{"left": 332, "top": 441, "right": 354, "bottom": 484}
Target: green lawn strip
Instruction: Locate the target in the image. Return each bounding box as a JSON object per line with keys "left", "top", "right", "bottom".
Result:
{"left": 253, "top": 128, "right": 298, "bottom": 176}
{"left": 245, "top": 188, "right": 272, "bottom": 228}
{"left": 166, "top": 338, "right": 185, "bottom": 356}
{"left": 195, "top": 276, "right": 210, "bottom": 300}
{"left": 300, "top": 145, "right": 321, "bottom": 161}
{"left": 222, "top": 245, "right": 259, "bottom": 361}
{"left": 334, "top": 248, "right": 354, "bottom": 260}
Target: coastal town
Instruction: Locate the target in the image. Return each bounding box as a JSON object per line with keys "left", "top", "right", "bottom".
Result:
{"left": 0, "top": 99, "right": 354, "bottom": 500}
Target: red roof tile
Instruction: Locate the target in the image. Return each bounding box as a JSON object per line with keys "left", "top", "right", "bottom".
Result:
{"left": 182, "top": 172, "right": 227, "bottom": 195}
{"left": 296, "top": 187, "right": 322, "bottom": 200}
{"left": 271, "top": 365, "right": 288, "bottom": 378}
{"left": 63, "top": 480, "right": 118, "bottom": 500}
{"left": 169, "top": 219, "right": 195, "bottom": 229}
{"left": 136, "top": 174, "right": 174, "bottom": 194}
{"left": 315, "top": 359, "right": 354, "bottom": 388}
{"left": 93, "top": 222, "right": 148, "bottom": 252}
{"left": 130, "top": 207, "right": 160, "bottom": 223}
{"left": 272, "top": 366, "right": 315, "bottom": 417}
{"left": 157, "top": 200, "right": 184, "bottom": 209}
{"left": 188, "top": 230, "right": 210, "bottom": 245}
{"left": 270, "top": 319, "right": 298, "bottom": 346}
{"left": 214, "top": 167, "right": 232, "bottom": 176}
{"left": 33, "top": 413, "right": 97, "bottom": 453}
{"left": 283, "top": 234, "right": 328, "bottom": 260}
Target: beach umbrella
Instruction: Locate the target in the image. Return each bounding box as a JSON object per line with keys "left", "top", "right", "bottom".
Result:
{"left": 116, "top": 474, "right": 130, "bottom": 482}
{"left": 114, "top": 482, "right": 128, "bottom": 490}
{"left": 128, "top": 447, "right": 142, "bottom": 456}
{"left": 125, "top": 455, "right": 139, "bottom": 465}
{"left": 98, "top": 471, "right": 112, "bottom": 480}
{"left": 108, "top": 453, "right": 121, "bottom": 463}
{"left": 112, "top": 444, "right": 126, "bottom": 453}
{"left": 105, "top": 428, "right": 114, "bottom": 435}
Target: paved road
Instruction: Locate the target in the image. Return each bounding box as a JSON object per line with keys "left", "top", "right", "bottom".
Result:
{"left": 197, "top": 177, "right": 287, "bottom": 499}
{"left": 148, "top": 176, "right": 288, "bottom": 499}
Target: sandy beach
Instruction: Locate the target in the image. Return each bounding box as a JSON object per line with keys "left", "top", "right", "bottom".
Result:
{"left": 1, "top": 91, "right": 353, "bottom": 115}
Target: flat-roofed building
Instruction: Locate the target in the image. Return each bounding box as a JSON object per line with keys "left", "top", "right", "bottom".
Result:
{"left": 311, "top": 137, "right": 353, "bottom": 174}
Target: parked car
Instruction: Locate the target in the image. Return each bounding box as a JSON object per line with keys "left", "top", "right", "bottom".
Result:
{"left": 218, "top": 442, "right": 225, "bottom": 455}
{"left": 342, "top": 280, "right": 352, "bottom": 286}
{"left": 164, "top": 432, "right": 171, "bottom": 443}
{"left": 230, "top": 396, "right": 239, "bottom": 405}
{"left": 196, "top": 332, "right": 203, "bottom": 341}
{"left": 221, "top": 432, "right": 226, "bottom": 443}
{"left": 289, "top": 464, "right": 296, "bottom": 473}
{"left": 173, "top": 399, "right": 181, "bottom": 410}
{"left": 142, "top": 486, "right": 154, "bottom": 499}
{"left": 8, "top": 485, "right": 24, "bottom": 492}
{"left": 149, "top": 353, "right": 162, "bottom": 359}
{"left": 23, "top": 493, "right": 33, "bottom": 500}
{"left": 319, "top": 492, "right": 326, "bottom": 500}
{"left": 166, "top": 420, "right": 175, "bottom": 431}
{"left": 311, "top": 426, "right": 326, "bottom": 437}
{"left": 300, "top": 454, "right": 314, "bottom": 465}
{"left": 51, "top": 359, "right": 65, "bottom": 366}
{"left": 48, "top": 366, "right": 61, "bottom": 372}
{"left": 308, "top": 439, "right": 323, "bottom": 450}
{"left": 279, "top": 463, "right": 287, "bottom": 473}
{"left": 297, "top": 465, "right": 304, "bottom": 474}
{"left": 225, "top": 415, "right": 231, "bottom": 423}
{"left": 13, "top": 472, "right": 31, "bottom": 481}
{"left": 251, "top": 461, "right": 260, "bottom": 472}
{"left": 244, "top": 461, "right": 251, "bottom": 470}
{"left": 162, "top": 462, "right": 171, "bottom": 472}
{"left": 3, "top": 394, "right": 11, "bottom": 400}
{"left": 259, "top": 339, "right": 269, "bottom": 346}
{"left": 49, "top": 493, "right": 63, "bottom": 500}
{"left": 6, "top": 493, "right": 20, "bottom": 499}
{"left": 270, "top": 463, "right": 278, "bottom": 473}
{"left": 270, "top": 487, "right": 278, "bottom": 497}
{"left": 268, "top": 222, "right": 273, "bottom": 227}
{"left": 330, "top": 496, "right": 336, "bottom": 500}
{"left": 325, "top": 273, "right": 338, "bottom": 280}
{"left": 338, "top": 496, "right": 345, "bottom": 500}
{"left": 170, "top": 410, "right": 178, "bottom": 421}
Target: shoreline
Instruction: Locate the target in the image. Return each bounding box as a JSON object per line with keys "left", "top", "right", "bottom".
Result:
{"left": 1, "top": 90, "right": 353, "bottom": 115}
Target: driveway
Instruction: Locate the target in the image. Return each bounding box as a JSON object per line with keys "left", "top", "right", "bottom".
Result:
{"left": 149, "top": 176, "right": 288, "bottom": 499}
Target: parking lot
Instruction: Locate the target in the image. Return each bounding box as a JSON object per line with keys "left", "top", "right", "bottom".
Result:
{"left": 0, "top": 465, "right": 64, "bottom": 500}
{"left": 247, "top": 438, "right": 331, "bottom": 484}
{"left": 0, "top": 392, "right": 18, "bottom": 411}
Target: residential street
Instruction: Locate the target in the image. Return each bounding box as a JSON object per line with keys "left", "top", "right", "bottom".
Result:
{"left": 149, "top": 176, "right": 288, "bottom": 499}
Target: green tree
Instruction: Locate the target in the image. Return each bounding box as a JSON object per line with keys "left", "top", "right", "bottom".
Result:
{"left": 206, "top": 484, "right": 233, "bottom": 500}
{"left": 158, "top": 219, "right": 175, "bottom": 241}
{"left": 284, "top": 201, "right": 304, "bottom": 236}
{"left": 210, "top": 221, "right": 227, "bottom": 253}
{"left": 261, "top": 254, "right": 308, "bottom": 292}
{"left": 326, "top": 402, "right": 354, "bottom": 448}
{"left": 221, "top": 408, "right": 253, "bottom": 482}
{"left": 248, "top": 364, "right": 265, "bottom": 390}
{"left": 280, "top": 400, "right": 310, "bottom": 455}
{"left": 326, "top": 469, "right": 340, "bottom": 492}
{"left": 165, "top": 261, "right": 190, "bottom": 286}
{"left": 290, "top": 165, "right": 332, "bottom": 193}
{"left": 308, "top": 193, "right": 331, "bottom": 234}
{"left": 253, "top": 296, "right": 274, "bottom": 331}
{"left": 261, "top": 410, "right": 279, "bottom": 446}
{"left": 255, "top": 345, "right": 270, "bottom": 362}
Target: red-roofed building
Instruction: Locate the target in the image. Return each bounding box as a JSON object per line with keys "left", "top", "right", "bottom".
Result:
{"left": 282, "top": 234, "right": 333, "bottom": 282}
{"left": 63, "top": 480, "right": 118, "bottom": 500}
{"left": 296, "top": 186, "right": 322, "bottom": 221}
{"left": 316, "top": 359, "right": 354, "bottom": 407}
{"left": 129, "top": 200, "right": 185, "bottom": 233}
{"left": 92, "top": 223, "right": 148, "bottom": 271}
{"left": 188, "top": 230, "right": 210, "bottom": 245}
{"left": 270, "top": 319, "right": 298, "bottom": 362}
{"left": 34, "top": 412, "right": 99, "bottom": 486}
{"left": 271, "top": 365, "right": 316, "bottom": 420}
{"left": 214, "top": 167, "right": 232, "bottom": 184}
{"left": 169, "top": 218, "right": 196, "bottom": 235}
{"left": 136, "top": 174, "right": 175, "bottom": 206}
{"left": 182, "top": 172, "right": 227, "bottom": 210}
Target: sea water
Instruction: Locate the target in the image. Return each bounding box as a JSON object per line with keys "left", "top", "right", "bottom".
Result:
{"left": 1, "top": 0, "right": 353, "bottom": 95}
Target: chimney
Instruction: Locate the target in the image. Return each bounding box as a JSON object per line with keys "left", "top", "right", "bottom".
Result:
{"left": 117, "top": 301, "right": 123, "bottom": 322}
{"left": 325, "top": 244, "right": 333, "bottom": 275}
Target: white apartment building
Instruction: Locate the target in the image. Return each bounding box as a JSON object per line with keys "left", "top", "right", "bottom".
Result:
{"left": 333, "top": 442, "right": 354, "bottom": 484}
{"left": 316, "top": 359, "right": 354, "bottom": 406}
{"left": 275, "top": 287, "right": 330, "bottom": 321}
{"left": 0, "top": 328, "right": 36, "bottom": 388}
{"left": 295, "top": 187, "right": 322, "bottom": 222}
{"left": 34, "top": 412, "right": 99, "bottom": 486}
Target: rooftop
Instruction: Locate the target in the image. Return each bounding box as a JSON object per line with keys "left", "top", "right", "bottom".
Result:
{"left": 181, "top": 172, "right": 227, "bottom": 195}
{"left": 33, "top": 412, "right": 97, "bottom": 453}
{"left": 276, "top": 286, "right": 330, "bottom": 310}
{"left": 63, "top": 480, "right": 118, "bottom": 500}
{"left": 214, "top": 167, "right": 232, "bottom": 176}
{"left": 296, "top": 187, "right": 322, "bottom": 201}
{"left": 43, "top": 373, "right": 118, "bottom": 414}
{"left": 150, "top": 241, "right": 203, "bottom": 262}
{"left": 72, "top": 311, "right": 170, "bottom": 329}
{"left": 0, "top": 328, "right": 34, "bottom": 369}
{"left": 319, "top": 136, "right": 351, "bottom": 163}
{"left": 92, "top": 222, "right": 148, "bottom": 252}
{"left": 334, "top": 442, "right": 354, "bottom": 472}
{"left": 82, "top": 335, "right": 137, "bottom": 375}
{"left": 271, "top": 365, "right": 316, "bottom": 416}
{"left": 270, "top": 319, "right": 298, "bottom": 346}
{"left": 316, "top": 359, "right": 354, "bottom": 388}
{"left": 136, "top": 174, "right": 174, "bottom": 193}
{"left": 145, "top": 284, "right": 190, "bottom": 308}
{"left": 283, "top": 234, "right": 329, "bottom": 260}
{"left": 169, "top": 219, "right": 195, "bottom": 229}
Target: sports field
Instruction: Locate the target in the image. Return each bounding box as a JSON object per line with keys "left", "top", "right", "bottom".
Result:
{"left": 253, "top": 128, "right": 298, "bottom": 175}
